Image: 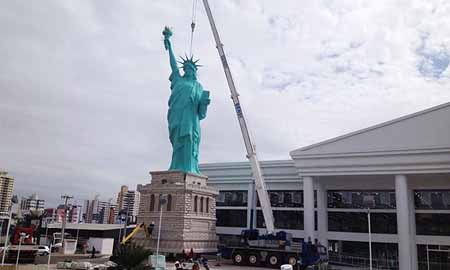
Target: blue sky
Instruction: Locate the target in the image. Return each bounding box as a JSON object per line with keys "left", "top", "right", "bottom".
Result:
{"left": 1, "top": 0, "right": 450, "bottom": 207}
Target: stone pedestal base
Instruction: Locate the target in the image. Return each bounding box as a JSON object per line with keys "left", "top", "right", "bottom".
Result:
{"left": 135, "top": 170, "right": 218, "bottom": 254}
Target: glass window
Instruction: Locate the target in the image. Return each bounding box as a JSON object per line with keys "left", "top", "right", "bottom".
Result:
{"left": 416, "top": 213, "right": 450, "bottom": 236}
{"left": 200, "top": 197, "right": 204, "bottom": 213}
{"left": 417, "top": 244, "right": 450, "bottom": 269}
{"left": 257, "top": 210, "right": 303, "bottom": 230}
{"left": 414, "top": 190, "right": 450, "bottom": 209}
{"left": 328, "top": 212, "right": 397, "bottom": 234}
{"left": 206, "top": 198, "right": 209, "bottom": 213}
{"left": 328, "top": 240, "right": 399, "bottom": 266}
{"left": 257, "top": 190, "right": 304, "bottom": 207}
{"left": 216, "top": 209, "right": 247, "bottom": 227}
{"left": 217, "top": 191, "right": 247, "bottom": 206}
{"left": 328, "top": 190, "right": 396, "bottom": 209}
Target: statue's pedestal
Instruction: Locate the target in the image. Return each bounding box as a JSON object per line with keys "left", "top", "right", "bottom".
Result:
{"left": 136, "top": 170, "right": 218, "bottom": 254}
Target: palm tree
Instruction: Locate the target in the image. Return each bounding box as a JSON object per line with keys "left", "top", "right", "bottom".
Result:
{"left": 109, "top": 243, "right": 152, "bottom": 270}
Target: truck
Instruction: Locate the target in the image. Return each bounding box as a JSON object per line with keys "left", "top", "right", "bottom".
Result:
{"left": 4, "top": 225, "right": 39, "bottom": 263}
{"left": 200, "top": 0, "right": 329, "bottom": 268}
{"left": 219, "top": 229, "right": 328, "bottom": 268}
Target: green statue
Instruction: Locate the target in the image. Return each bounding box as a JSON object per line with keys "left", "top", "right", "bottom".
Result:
{"left": 162, "top": 27, "right": 210, "bottom": 175}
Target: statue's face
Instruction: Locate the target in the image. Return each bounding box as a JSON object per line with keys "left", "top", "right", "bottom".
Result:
{"left": 183, "top": 65, "right": 197, "bottom": 78}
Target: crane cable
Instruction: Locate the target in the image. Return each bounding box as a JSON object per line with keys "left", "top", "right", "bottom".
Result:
{"left": 189, "top": 0, "right": 198, "bottom": 56}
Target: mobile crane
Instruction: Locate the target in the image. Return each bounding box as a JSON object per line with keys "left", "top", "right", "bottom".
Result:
{"left": 200, "top": 1, "right": 329, "bottom": 268}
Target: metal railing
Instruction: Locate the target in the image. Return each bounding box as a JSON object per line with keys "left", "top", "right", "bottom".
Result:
{"left": 329, "top": 253, "right": 450, "bottom": 270}
{"left": 329, "top": 253, "right": 399, "bottom": 269}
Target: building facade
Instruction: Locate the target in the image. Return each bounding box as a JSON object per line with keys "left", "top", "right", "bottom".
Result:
{"left": 20, "top": 194, "right": 45, "bottom": 213}
{"left": 44, "top": 204, "right": 80, "bottom": 224}
{"left": 0, "top": 172, "right": 14, "bottom": 218}
{"left": 83, "top": 197, "right": 117, "bottom": 224}
{"left": 116, "top": 185, "right": 141, "bottom": 223}
{"left": 200, "top": 102, "right": 450, "bottom": 270}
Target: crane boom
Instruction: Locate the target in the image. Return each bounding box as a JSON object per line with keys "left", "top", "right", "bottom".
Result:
{"left": 201, "top": 0, "right": 275, "bottom": 234}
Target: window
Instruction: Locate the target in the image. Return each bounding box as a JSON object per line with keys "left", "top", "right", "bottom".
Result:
{"left": 216, "top": 209, "right": 247, "bottom": 227}
{"left": 417, "top": 244, "right": 450, "bottom": 269}
{"left": 157, "top": 194, "right": 162, "bottom": 210}
{"left": 194, "top": 195, "right": 198, "bottom": 212}
{"left": 257, "top": 190, "right": 304, "bottom": 207}
{"left": 257, "top": 210, "right": 303, "bottom": 230}
{"left": 200, "top": 197, "right": 204, "bottom": 213}
{"left": 217, "top": 191, "right": 247, "bottom": 206}
{"left": 328, "top": 240, "right": 399, "bottom": 265}
{"left": 328, "top": 212, "right": 397, "bottom": 234}
{"left": 415, "top": 190, "right": 450, "bottom": 209}
{"left": 328, "top": 190, "right": 396, "bottom": 209}
{"left": 416, "top": 213, "right": 450, "bottom": 236}
{"left": 206, "top": 198, "right": 209, "bottom": 213}
{"left": 150, "top": 194, "right": 155, "bottom": 212}
{"left": 167, "top": 194, "right": 172, "bottom": 211}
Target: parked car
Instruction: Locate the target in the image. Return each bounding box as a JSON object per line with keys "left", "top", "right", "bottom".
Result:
{"left": 37, "top": 245, "right": 50, "bottom": 256}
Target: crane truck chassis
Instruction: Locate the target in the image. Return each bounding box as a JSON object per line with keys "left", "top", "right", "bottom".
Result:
{"left": 219, "top": 229, "right": 328, "bottom": 269}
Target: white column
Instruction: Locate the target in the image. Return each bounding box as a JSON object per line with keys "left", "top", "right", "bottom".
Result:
{"left": 303, "top": 176, "right": 315, "bottom": 241}
{"left": 395, "top": 175, "right": 417, "bottom": 270}
{"left": 317, "top": 181, "right": 328, "bottom": 249}
{"left": 407, "top": 179, "right": 418, "bottom": 270}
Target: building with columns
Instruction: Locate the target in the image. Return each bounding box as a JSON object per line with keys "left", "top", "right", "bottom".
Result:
{"left": 200, "top": 102, "right": 450, "bottom": 270}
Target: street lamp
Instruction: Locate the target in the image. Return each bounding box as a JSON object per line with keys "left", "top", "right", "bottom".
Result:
{"left": 1, "top": 195, "right": 18, "bottom": 266}
{"left": 156, "top": 195, "right": 167, "bottom": 257}
{"left": 15, "top": 232, "right": 28, "bottom": 270}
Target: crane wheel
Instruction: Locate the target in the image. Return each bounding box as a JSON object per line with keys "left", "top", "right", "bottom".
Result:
{"left": 267, "top": 253, "right": 282, "bottom": 268}
{"left": 232, "top": 251, "right": 245, "bottom": 265}
{"left": 247, "top": 253, "right": 260, "bottom": 266}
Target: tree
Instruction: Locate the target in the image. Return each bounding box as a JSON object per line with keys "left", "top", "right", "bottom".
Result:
{"left": 109, "top": 243, "right": 152, "bottom": 270}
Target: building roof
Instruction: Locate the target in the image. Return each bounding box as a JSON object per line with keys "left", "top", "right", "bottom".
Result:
{"left": 47, "top": 223, "right": 134, "bottom": 231}
{"left": 290, "top": 101, "right": 450, "bottom": 157}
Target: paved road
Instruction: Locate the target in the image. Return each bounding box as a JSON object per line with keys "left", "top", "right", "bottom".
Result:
{"left": 5, "top": 260, "right": 364, "bottom": 270}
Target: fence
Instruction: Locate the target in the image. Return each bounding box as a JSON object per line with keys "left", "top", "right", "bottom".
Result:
{"left": 329, "top": 253, "right": 398, "bottom": 269}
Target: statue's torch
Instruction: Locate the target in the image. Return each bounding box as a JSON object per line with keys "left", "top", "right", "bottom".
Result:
{"left": 162, "top": 26, "right": 173, "bottom": 50}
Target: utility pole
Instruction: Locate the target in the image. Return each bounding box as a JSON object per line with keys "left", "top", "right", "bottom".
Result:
{"left": 60, "top": 195, "right": 73, "bottom": 252}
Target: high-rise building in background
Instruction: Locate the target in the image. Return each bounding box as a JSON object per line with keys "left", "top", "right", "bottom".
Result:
{"left": 20, "top": 193, "right": 45, "bottom": 213}
{"left": 0, "top": 172, "right": 14, "bottom": 218}
{"left": 83, "top": 196, "right": 116, "bottom": 224}
{"left": 43, "top": 203, "right": 80, "bottom": 224}
{"left": 116, "top": 185, "right": 128, "bottom": 211}
{"left": 116, "top": 185, "right": 140, "bottom": 223}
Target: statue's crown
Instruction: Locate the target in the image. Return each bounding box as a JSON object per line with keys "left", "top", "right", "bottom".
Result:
{"left": 179, "top": 54, "right": 202, "bottom": 71}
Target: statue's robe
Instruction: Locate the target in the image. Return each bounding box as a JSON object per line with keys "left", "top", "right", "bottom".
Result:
{"left": 167, "top": 69, "right": 210, "bottom": 174}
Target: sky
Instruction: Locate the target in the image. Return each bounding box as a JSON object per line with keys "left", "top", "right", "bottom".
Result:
{"left": 1, "top": 0, "right": 450, "bottom": 207}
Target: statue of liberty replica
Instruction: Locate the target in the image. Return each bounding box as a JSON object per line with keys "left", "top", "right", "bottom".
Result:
{"left": 134, "top": 28, "right": 217, "bottom": 255}
{"left": 163, "top": 26, "right": 210, "bottom": 175}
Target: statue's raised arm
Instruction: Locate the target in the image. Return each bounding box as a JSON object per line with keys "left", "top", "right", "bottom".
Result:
{"left": 162, "top": 27, "right": 178, "bottom": 74}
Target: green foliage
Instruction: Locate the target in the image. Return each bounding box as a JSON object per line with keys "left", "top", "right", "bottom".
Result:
{"left": 110, "top": 243, "right": 152, "bottom": 270}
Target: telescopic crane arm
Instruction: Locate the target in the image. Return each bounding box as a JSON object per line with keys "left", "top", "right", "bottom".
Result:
{"left": 201, "top": 0, "right": 275, "bottom": 234}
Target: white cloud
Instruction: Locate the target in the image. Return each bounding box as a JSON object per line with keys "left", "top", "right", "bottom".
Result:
{"left": 1, "top": 0, "right": 450, "bottom": 206}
